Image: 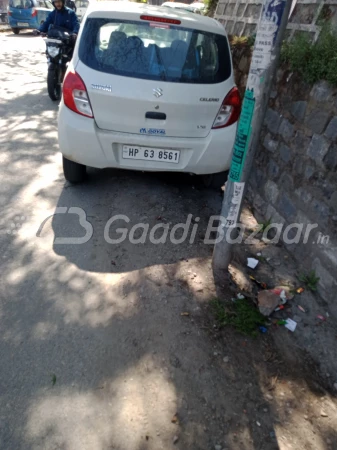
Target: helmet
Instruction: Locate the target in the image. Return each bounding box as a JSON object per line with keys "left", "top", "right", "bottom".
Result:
{"left": 52, "top": 0, "right": 65, "bottom": 6}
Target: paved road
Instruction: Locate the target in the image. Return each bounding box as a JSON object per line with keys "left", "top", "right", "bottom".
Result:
{"left": 3, "top": 30, "right": 337, "bottom": 450}
{"left": 0, "top": 31, "right": 231, "bottom": 450}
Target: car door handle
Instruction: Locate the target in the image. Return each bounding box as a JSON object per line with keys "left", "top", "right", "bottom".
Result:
{"left": 145, "top": 112, "right": 166, "bottom": 120}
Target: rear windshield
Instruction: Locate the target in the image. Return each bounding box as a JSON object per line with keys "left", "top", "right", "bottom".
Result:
{"left": 79, "top": 18, "right": 231, "bottom": 84}
{"left": 9, "top": 0, "right": 33, "bottom": 8}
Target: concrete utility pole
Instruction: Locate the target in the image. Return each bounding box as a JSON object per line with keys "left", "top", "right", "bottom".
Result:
{"left": 212, "top": 0, "right": 293, "bottom": 282}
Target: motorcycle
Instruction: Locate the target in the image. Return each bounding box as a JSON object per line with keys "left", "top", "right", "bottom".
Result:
{"left": 43, "top": 26, "right": 74, "bottom": 101}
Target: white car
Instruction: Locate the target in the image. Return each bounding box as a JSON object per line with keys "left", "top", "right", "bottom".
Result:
{"left": 161, "top": 2, "right": 194, "bottom": 13}
{"left": 188, "top": 2, "right": 206, "bottom": 14}
{"left": 75, "top": 0, "right": 89, "bottom": 22}
{"left": 162, "top": 2, "right": 206, "bottom": 14}
{"left": 58, "top": 2, "right": 240, "bottom": 185}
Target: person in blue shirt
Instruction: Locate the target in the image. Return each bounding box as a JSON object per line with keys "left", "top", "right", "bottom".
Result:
{"left": 37, "top": 0, "right": 79, "bottom": 35}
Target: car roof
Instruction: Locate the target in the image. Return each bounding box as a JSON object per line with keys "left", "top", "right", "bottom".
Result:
{"left": 161, "top": 3, "right": 196, "bottom": 12}
{"left": 86, "top": 1, "right": 225, "bottom": 34}
{"left": 161, "top": 2, "right": 188, "bottom": 6}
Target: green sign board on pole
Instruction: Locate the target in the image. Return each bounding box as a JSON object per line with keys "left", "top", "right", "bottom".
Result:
{"left": 229, "top": 89, "right": 256, "bottom": 182}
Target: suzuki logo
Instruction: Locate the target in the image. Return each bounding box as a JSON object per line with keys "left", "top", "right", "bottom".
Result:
{"left": 153, "top": 88, "right": 163, "bottom": 98}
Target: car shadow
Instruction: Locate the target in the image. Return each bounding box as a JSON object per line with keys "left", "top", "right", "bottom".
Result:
{"left": 48, "top": 167, "right": 223, "bottom": 274}
{"left": 6, "top": 30, "right": 37, "bottom": 37}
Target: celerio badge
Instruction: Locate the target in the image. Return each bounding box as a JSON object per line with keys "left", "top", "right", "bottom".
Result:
{"left": 91, "top": 84, "right": 112, "bottom": 92}
{"left": 200, "top": 98, "right": 219, "bottom": 102}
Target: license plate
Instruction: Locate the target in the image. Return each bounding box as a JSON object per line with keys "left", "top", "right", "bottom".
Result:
{"left": 122, "top": 145, "right": 180, "bottom": 164}
{"left": 18, "top": 22, "right": 29, "bottom": 26}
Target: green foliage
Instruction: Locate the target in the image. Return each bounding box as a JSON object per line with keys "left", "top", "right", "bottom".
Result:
{"left": 298, "top": 270, "right": 320, "bottom": 292}
{"left": 211, "top": 297, "right": 266, "bottom": 337}
{"left": 247, "top": 34, "right": 256, "bottom": 47}
{"left": 258, "top": 218, "right": 272, "bottom": 233}
{"left": 204, "top": 0, "right": 218, "bottom": 16}
{"left": 281, "top": 26, "right": 337, "bottom": 86}
{"left": 230, "top": 35, "right": 255, "bottom": 48}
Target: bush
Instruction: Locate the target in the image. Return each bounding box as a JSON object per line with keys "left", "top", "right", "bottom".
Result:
{"left": 281, "top": 26, "right": 337, "bottom": 87}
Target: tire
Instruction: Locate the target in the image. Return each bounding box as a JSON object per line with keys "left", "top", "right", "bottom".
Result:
{"left": 12, "top": 28, "right": 20, "bottom": 34}
{"left": 202, "top": 171, "right": 228, "bottom": 190}
{"left": 47, "top": 66, "right": 61, "bottom": 101}
{"left": 62, "top": 156, "right": 86, "bottom": 183}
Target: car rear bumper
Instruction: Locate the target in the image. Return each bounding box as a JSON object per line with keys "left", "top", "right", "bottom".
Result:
{"left": 8, "top": 17, "right": 37, "bottom": 28}
{"left": 58, "top": 101, "right": 237, "bottom": 175}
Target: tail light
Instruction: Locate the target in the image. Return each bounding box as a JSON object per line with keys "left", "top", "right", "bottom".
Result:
{"left": 31, "top": 8, "right": 37, "bottom": 17}
{"left": 63, "top": 71, "right": 93, "bottom": 118}
{"left": 212, "top": 87, "right": 241, "bottom": 129}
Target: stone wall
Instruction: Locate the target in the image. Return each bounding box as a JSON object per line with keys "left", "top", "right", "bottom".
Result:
{"left": 232, "top": 47, "right": 337, "bottom": 315}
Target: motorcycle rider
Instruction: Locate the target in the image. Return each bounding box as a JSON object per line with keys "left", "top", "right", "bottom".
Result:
{"left": 35, "top": 0, "right": 79, "bottom": 37}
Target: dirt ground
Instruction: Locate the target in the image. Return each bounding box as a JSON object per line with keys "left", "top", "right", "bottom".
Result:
{"left": 0, "top": 31, "right": 337, "bottom": 450}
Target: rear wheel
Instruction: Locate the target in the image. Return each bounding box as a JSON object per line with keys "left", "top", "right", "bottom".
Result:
{"left": 47, "top": 66, "right": 61, "bottom": 101}
{"left": 202, "top": 171, "right": 228, "bottom": 190}
{"left": 12, "top": 28, "right": 20, "bottom": 34}
{"left": 63, "top": 156, "right": 86, "bottom": 183}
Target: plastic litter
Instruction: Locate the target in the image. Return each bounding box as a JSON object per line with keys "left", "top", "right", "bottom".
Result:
{"left": 317, "top": 315, "right": 326, "bottom": 321}
{"left": 275, "top": 305, "right": 285, "bottom": 312}
{"left": 259, "top": 326, "right": 268, "bottom": 333}
{"left": 277, "top": 320, "right": 287, "bottom": 325}
{"left": 296, "top": 287, "right": 304, "bottom": 294}
{"left": 280, "top": 290, "right": 287, "bottom": 302}
{"left": 298, "top": 305, "right": 306, "bottom": 313}
{"left": 247, "top": 257, "right": 259, "bottom": 269}
{"left": 271, "top": 287, "right": 294, "bottom": 300}
{"left": 284, "top": 318, "right": 297, "bottom": 332}
{"left": 237, "top": 293, "right": 245, "bottom": 299}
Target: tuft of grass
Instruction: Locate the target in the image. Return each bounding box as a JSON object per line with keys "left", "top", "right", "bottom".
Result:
{"left": 298, "top": 270, "right": 320, "bottom": 292}
{"left": 247, "top": 34, "right": 256, "bottom": 47}
{"left": 211, "top": 297, "right": 266, "bottom": 337}
{"left": 230, "top": 35, "right": 256, "bottom": 48}
{"left": 258, "top": 218, "right": 272, "bottom": 233}
{"left": 231, "top": 35, "right": 249, "bottom": 46}
{"left": 281, "top": 25, "right": 337, "bottom": 87}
